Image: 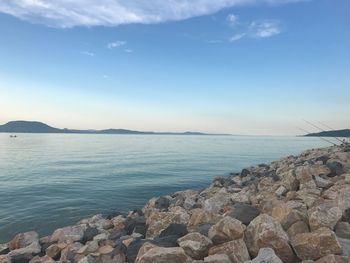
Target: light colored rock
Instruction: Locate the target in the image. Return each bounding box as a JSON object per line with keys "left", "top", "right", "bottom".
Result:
{"left": 208, "top": 239, "right": 250, "bottom": 263}
{"left": 59, "top": 242, "right": 83, "bottom": 262}
{"left": 296, "top": 188, "right": 322, "bottom": 208}
{"left": 246, "top": 248, "right": 283, "bottom": 263}
{"left": 323, "top": 185, "right": 350, "bottom": 213}
{"left": 146, "top": 206, "right": 190, "bottom": 238}
{"left": 280, "top": 170, "right": 299, "bottom": 191}
{"left": 188, "top": 209, "right": 222, "bottom": 226}
{"left": 50, "top": 224, "right": 87, "bottom": 243}
{"left": 314, "top": 176, "right": 333, "bottom": 188}
{"left": 208, "top": 216, "right": 245, "bottom": 245}
{"left": 135, "top": 245, "right": 190, "bottom": 263}
{"left": 46, "top": 243, "right": 66, "bottom": 259}
{"left": 275, "top": 186, "right": 288, "bottom": 197}
{"left": 29, "top": 255, "right": 55, "bottom": 263}
{"left": 0, "top": 255, "right": 11, "bottom": 263}
{"left": 0, "top": 244, "right": 9, "bottom": 255}
{"left": 112, "top": 215, "right": 126, "bottom": 231}
{"left": 178, "top": 232, "right": 213, "bottom": 260}
{"left": 80, "top": 214, "right": 113, "bottom": 230}
{"left": 204, "top": 254, "right": 231, "bottom": 263}
{"left": 203, "top": 192, "right": 232, "bottom": 213}
{"left": 245, "top": 214, "right": 296, "bottom": 263}
{"left": 9, "top": 231, "right": 39, "bottom": 250}
{"left": 308, "top": 202, "right": 342, "bottom": 231}
{"left": 291, "top": 227, "right": 342, "bottom": 260}
{"left": 271, "top": 202, "right": 307, "bottom": 230}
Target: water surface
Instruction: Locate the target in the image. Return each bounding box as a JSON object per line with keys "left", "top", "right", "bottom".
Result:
{"left": 0, "top": 134, "right": 329, "bottom": 242}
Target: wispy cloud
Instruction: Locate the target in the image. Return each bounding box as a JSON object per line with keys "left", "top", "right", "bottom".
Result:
{"left": 249, "top": 21, "right": 282, "bottom": 38}
{"left": 81, "top": 51, "right": 95, "bottom": 57}
{"left": 107, "top": 41, "right": 127, "bottom": 49}
{"left": 0, "top": 0, "right": 308, "bottom": 28}
{"left": 228, "top": 20, "right": 282, "bottom": 42}
{"left": 229, "top": 33, "right": 246, "bottom": 42}
{"left": 124, "top": 49, "right": 133, "bottom": 53}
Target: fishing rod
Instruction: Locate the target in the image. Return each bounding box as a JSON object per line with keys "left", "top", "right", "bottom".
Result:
{"left": 303, "top": 120, "right": 345, "bottom": 144}
{"left": 297, "top": 126, "right": 337, "bottom": 146}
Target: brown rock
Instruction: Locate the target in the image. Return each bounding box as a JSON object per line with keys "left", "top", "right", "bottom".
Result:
{"left": 314, "top": 254, "right": 349, "bottom": 263}
{"left": 146, "top": 206, "right": 190, "bottom": 238}
{"left": 208, "top": 216, "right": 245, "bottom": 245}
{"left": 29, "top": 255, "right": 55, "bottom": 263}
{"left": 0, "top": 255, "right": 11, "bottom": 263}
{"left": 208, "top": 239, "right": 250, "bottom": 263}
{"left": 204, "top": 254, "right": 231, "bottom": 263}
{"left": 291, "top": 227, "right": 342, "bottom": 260}
{"left": 272, "top": 202, "right": 307, "bottom": 230}
{"left": 50, "top": 225, "right": 87, "bottom": 243}
{"left": 46, "top": 243, "right": 65, "bottom": 260}
{"left": 245, "top": 214, "right": 296, "bottom": 263}
{"left": 178, "top": 232, "right": 213, "bottom": 260}
{"left": 135, "top": 245, "right": 190, "bottom": 263}
{"left": 9, "top": 231, "right": 39, "bottom": 250}
{"left": 188, "top": 209, "right": 222, "bottom": 226}
{"left": 308, "top": 202, "right": 342, "bottom": 231}
{"left": 287, "top": 221, "right": 310, "bottom": 238}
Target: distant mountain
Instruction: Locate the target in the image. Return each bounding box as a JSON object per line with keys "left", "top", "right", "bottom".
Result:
{"left": 305, "top": 129, "right": 350, "bottom": 137}
{"left": 0, "top": 121, "right": 227, "bottom": 135}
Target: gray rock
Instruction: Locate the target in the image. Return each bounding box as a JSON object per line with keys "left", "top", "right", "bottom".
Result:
{"left": 335, "top": 222, "right": 350, "bottom": 239}
{"left": 226, "top": 203, "right": 260, "bottom": 225}
{"left": 246, "top": 248, "right": 283, "bottom": 263}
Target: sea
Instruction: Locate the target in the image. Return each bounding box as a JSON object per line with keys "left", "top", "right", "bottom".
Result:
{"left": 0, "top": 133, "right": 330, "bottom": 242}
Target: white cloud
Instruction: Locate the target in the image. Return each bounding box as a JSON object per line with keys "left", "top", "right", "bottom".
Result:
{"left": 228, "top": 20, "right": 282, "bottom": 42}
{"left": 227, "top": 14, "right": 239, "bottom": 26}
{"left": 229, "top": 33, "right": 245, "bottom": 42}
{"left": 249, "top": 21, "right": 282, "bottom": 38}
{"left": 81, "top": 51, "right": 95, "bottom": 57}
{"left": 0, "top": 0, "right": 308, "bottom": 28}
{"left": 124, "top": 49, "right": 133, "bottom": 53}
{"left": 107, "top": 41, "right": 126, "bottom": 49}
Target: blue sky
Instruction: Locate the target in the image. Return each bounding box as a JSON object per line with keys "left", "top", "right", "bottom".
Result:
{"left": 0, "top": 0, "right": 349, "bottom": 135}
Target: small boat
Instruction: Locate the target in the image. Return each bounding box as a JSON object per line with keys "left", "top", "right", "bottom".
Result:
{"left": 10, "top": 135, "right": 17, "bottom": 138}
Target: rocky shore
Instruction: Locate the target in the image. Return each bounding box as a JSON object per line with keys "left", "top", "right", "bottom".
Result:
{"left": 1, "top": 144, "right": 350, "bottom": 263}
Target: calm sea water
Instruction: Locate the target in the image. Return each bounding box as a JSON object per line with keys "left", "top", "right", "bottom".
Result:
{"left": 0, "top": 134, "right": 329, "bottom": 242}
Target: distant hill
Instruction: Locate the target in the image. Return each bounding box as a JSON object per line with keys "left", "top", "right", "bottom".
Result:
{"left": 305, "top": 129, "right": 350, "bottom": 137}
{"left": 0, "top": 121, "right": 227, "bottom": 135}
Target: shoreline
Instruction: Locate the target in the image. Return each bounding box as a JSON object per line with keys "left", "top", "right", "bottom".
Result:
{"left": 1, "top": 143, "right": 350, "bottom": 263}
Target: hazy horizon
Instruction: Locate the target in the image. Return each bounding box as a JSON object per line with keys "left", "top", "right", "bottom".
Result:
{"left": 1, "top": 0, "right": 349, "bottom": 135}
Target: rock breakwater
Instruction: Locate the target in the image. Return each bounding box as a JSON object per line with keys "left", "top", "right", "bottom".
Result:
{"left": 1, "top": 144, "right": 350, "bottom": 263}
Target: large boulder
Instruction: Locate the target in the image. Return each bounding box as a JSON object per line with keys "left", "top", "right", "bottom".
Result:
{"left": 208, "top": 239, "right": 250, "bottom": 263}
{"left": 202, "top": 192, "right": 232, "bottom": 213}
{"left": 135, "top": 243, "right": 190, "bottom": 263}
{"left": 225, "top": 203, "right": 260, "bottom": 225}
{"left": 291, "top": 227, "right": 342, "bottom": 260}
{"left": 8, "top": 241, "right": 41, "bottom": 263}
{"left": 188, "top": 209, "right": 222, "bottom": 227}
{"left": 177, "top": 232, "right": 212, "bottom": 260}
{"left": 246, "top": 248, "right": 283, "bottom": 263}
{"left": 245, "top": 214, "right": 296, "bottom": 263}
{"left": 29, "top": 255, "right": 55, "bottom": 263}
{"left": 208, "top": 216, "right": 245, "bottom": 245}
{"left": 9, "top": 231, "right": 39, "bottom": 250}
{"left": 50, "top": 225, "right": 87, "bottom": 243}
{"left": 271, "top": 202, "right": 307, "bottom": 230}
{"left": 146, "top": 207, "right": 190, "bottom": 238}
{"left": 308, "top": 202, "right": 342, "bottom": 231}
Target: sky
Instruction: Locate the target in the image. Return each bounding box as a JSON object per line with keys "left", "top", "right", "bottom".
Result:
{"left": 0, "top": 0, "right": 349, "bottom": 135}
